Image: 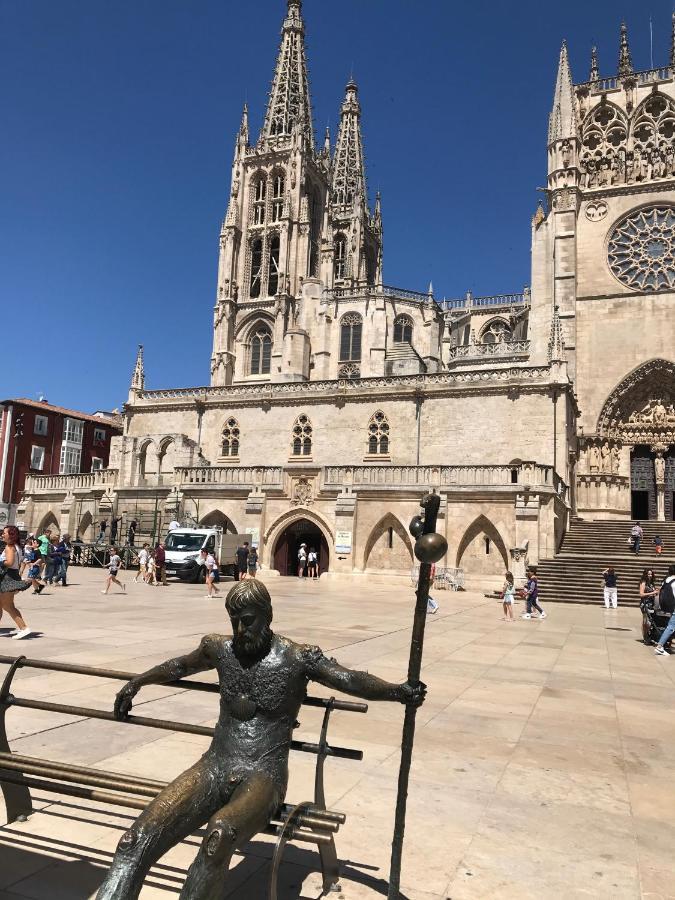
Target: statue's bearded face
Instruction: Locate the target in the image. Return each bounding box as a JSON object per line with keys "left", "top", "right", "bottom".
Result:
{"left": 230, "top": 605, "right": 272, "bottom": 657}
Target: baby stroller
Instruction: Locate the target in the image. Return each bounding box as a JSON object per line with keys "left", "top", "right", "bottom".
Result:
{"left": 640, "top": 596, "right": 673, "bottom": 646}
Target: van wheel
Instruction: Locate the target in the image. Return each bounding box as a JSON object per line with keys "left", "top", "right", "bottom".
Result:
{"left": 198, "top": 567, "right": 207, "bottom": 585}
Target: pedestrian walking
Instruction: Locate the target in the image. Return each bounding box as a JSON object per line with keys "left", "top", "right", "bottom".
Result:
{"left": 54, "top": 534, "right": 71, "bottom": 586}
{"left": 23, "top": 540, "right": 44, "bottom": 595}
{"left": 154, "top": 541, "right": 167, "bottom": 586}
{"left": 602, "top": 566, "right": 618, "bottom": 608}
{"left": 640, "top": 569, "right": 658, "bottom": 605}
{"left": 307, "top": 547, "right": 318, "bottom": 579}
{"left": 297, "top": 543, "right": 308, "bottom": 578}
{"left": 654, "top": 535, "right": 664, "bottom": 556}
{"left": 134, "top": 544, "right": 149, "bottom": 583}
{"left": 502, "top": 571, "right": 516, "bottom": 620}
{"left": 19, "top": 536, "right": 35, "bottom": 578}
{"left": 101, "top": 548, "right": 125, "bottom": 595}
{"left": 235, "top": 541, "right": 249, "bottom": 580}
{"left": 44, "top": 536, "right": 61, "bottom": 585}
{"left": 203, "top": 549, "right": 221, "bottom": 598}
{"left": 127, "top": 520, "right": 138, "bottom": 547}
{"left": 36, "top": 530, "right": 51, "bottom": 574}
{"left": 0, "top": 525, "right": 34, "bottom": 639}
{"left": 247, "top": 545, "right": 258, "bottom": 579}
{"left": 146, "top": 551, "right": 157, "bottom": 586}
{"left": 630, "top": 522, "right": 643, "bottom": 555}
{"left": 654, "top": 565, "right": 675, "bottom": 655}
{"left": 521, "top": 568, "right": 547, "bottom": 619}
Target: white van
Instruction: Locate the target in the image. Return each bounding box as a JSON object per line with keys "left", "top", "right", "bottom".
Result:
{"left": 164, "top": 528, "right": 250, "bottom": 582}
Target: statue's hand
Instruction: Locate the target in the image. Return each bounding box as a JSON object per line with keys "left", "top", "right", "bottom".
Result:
{"left": 114, "top": 682, "right": 140, "bottom": 720}
{"left": 398, "top": 681, "right": 426, "bottom": 707}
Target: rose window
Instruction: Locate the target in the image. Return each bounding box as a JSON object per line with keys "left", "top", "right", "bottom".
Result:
{"left": 607, "top": 206, "right": 675, "bottom": 292}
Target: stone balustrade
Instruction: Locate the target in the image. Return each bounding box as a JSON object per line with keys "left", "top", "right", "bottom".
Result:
{"left": 448, "top": 340, "right": 530, "bottom": 362}
{"left": 23, "top": 469, "right": 118, "bottom": 493}
{"left": 576, "top": 473, "right": 630, "bottom": 517}
{"left": 176, "top": 466, "right": 284, "bottom": 488}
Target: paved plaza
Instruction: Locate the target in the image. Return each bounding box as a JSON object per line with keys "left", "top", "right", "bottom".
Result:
{"left": 0, "top": 569, "right": 674, "bottom": 899}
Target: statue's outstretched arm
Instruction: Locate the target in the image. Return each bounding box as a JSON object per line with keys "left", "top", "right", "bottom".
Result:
{"left": 114, "top": 636, "right": 215, "bottom": 720}
{"left": 305, "top": 649, "right": 425, "bottom": 707}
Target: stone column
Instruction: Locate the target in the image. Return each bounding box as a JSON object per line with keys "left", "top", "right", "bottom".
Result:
{"left": 655, "top": 454, "right": 666, "bottom": 522}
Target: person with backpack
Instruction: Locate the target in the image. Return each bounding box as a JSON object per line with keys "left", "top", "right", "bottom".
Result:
{"left": 654, "top": 565, "right": 675, "bottom": 656}
{"left": 630, "top": 522, "right": 643, "bottom": 555}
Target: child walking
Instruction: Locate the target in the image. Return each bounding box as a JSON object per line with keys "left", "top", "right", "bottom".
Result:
{"left": 102, "top": 548, "right": 125, "bottom": 595}
{"left": 502, "top": 571, "right": 516, "bottom": 620}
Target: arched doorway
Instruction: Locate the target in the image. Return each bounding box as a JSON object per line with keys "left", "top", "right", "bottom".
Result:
{"left": 273, "top": 518, "right": 330, "bottom": 576}
{"left": 630, "top": 446, "right": 655, "bottom": 520}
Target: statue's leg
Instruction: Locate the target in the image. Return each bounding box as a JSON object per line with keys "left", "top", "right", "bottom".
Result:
{"left": 96, "top": 755, "right": 223, "bottom": 900}
{"left": 179, "top": 772, "right": 279, "bottom": 900}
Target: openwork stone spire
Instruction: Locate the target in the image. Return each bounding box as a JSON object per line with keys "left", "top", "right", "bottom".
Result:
{"left": 548, "top": 41, "right": 578, "bottom": 144}
{"left": 131, "top": 344, "right": 145, "bottom": 391}
{"left": 589, "top": 46, "right": 599, "bottom": 81}
{"left": 331, "top": 80, "right": 368, "bottom": 212}
{"left": 670, "top": 13, "right": 675, "bottom": 69}
{"left": 260, "top": 0, "right": 314, "bottom": 148}
{"left": 618, "top": 22, "right": 633, "bottom": 77}
{"left": 548, "top": 307, "right": 566, "bottom": 363}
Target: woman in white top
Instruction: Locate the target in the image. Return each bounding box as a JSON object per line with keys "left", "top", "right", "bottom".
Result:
{"left": 101, "top": 548, "right": 126, "bottom": 595}
{"left": 0, "top": 525, "right": 33, "bottom": 639}
{"left": 204, "top": 551, "right": 220, "bottom": 599}
{"left": 502, "top": 571, "right": 516, "bottom": 621}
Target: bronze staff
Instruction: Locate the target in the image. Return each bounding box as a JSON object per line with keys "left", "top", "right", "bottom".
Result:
{"left": 387, "top": 492, "right": 447, "bottom": 899}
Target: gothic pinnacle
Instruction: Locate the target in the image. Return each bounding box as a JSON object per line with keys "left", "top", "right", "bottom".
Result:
{"left": 548, "top": 41, "right": 578, "bottom": 144}
{"left": 589, "top": 46, "right": 599, "bottom": 81}
{"left": 618, "top": 22, "right": 633, "bottom": 77}
{"left": 331, "top": 77, "right": 368, "bottom": 211}
{"left": 671, "top": 12, "right": 675, "bottom": 69}
{"left": 131, "top": 344, "right": 145, "bottom": 392}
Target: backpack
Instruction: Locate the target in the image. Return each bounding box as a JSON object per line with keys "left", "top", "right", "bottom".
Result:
{"left": 659, "top": 578, "right": 675, "bottom": 614}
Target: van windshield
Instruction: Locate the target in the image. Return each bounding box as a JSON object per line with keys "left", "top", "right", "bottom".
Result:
{"left": 165, "top": 533, "right": 205, "bottom": 552}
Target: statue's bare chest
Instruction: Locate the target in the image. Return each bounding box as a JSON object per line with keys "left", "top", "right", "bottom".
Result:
{"left": 215, "top": 642, "right": 301, "bottom": 720}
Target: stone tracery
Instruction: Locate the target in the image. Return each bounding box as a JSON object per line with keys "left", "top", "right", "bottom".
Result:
{"left": 607, "top": 205, "right": 675, "bottom": 292}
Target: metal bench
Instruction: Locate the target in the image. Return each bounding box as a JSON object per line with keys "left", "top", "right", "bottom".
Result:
{"left": 0, "top": 654, "right": 368, "bottom": 898}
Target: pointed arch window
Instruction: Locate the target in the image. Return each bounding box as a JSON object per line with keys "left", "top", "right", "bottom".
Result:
{"left": 480, "top": 319, "right": 512, "bottom": 344}
{"left": 249, "top": 238, "right": 263, "bottom": 298}
{"left": 291, "top": 414, "right": 312, "bottom": 457}
{"left": 271, "top": 172, "right": 285, "bottom": 222}
{"left": 338, "top": 363, "right": 360, "bottom": 380}
{"left": 221, "top": 418, "right": 241, "bottom": 457}
{"left": 368, "top": 411, "right": 390, "bottom": 455}
{"left": 393, "top": 315, "right": 413, "bottom": 343}
{"left": 250, "top": 322, "right": 272, "bottom": 375}
{"left": 252, "top": 176, "right": 267, "bottom": 225}
{"left": 334, "top": 234, "right": 347, "bottom": 280}
{"left": 268, "top": 234, "right": 281, "bottom": 296}
{"left": 340, "top": 312, "right": 362, "bottom": 362}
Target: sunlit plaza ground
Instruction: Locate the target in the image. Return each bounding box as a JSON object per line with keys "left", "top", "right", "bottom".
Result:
{"left": 0, "top": 568, "right": 674, "bottom": 899}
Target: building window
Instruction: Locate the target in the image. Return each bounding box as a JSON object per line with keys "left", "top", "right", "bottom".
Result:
{"left": 249, "top": 238, "right": 263, "bottom": 298}
{"left": 338, "top": 363, "right": 360, "bottom": 380}
{"left": 334, "top": 234, "right": 347, "bottom": 280}
{"left": 252, "top": 176, "right": 266, "bottom": 225}
{"left": 59, "top": 445, "right": 81, "bottom": 475}
{"left": 250, "top": 323, "right": 272, "bottom": 375}
{"left": 268, "top": 234, "right": 281, "bottom": 296}
{"left": 393, "top": 315, "right": 413, "bottom": 343}
{"left": 30, "top": 445, "right": 45, "bottom": 471}
{"left": 271, "top": 172, "right": 285, "bottom": 221}
{"left": 340, "top": 313, "right": 362, "bottom": 362}
{"left": 221, "top": 417, "right": 241, "bottom": 457}
{"left": 93, "top": 427, "right": 106, "bottom": 444}
{"left": 291, "top": 414, "right": 312, "bottom": 456}
{"left": 34, "top": 415, "right": 48, "bottom": 436}
{"left": 480, "top": 320, "right": 512, "bottom": 344}
{"left": 368, "top": 411, "right": 390, "bottom": 455}
{"left": 62, "top": 417, "right": 84, "bottom": 444}
{"left": 91, "top": 457, "right": 103, "bottom": 472}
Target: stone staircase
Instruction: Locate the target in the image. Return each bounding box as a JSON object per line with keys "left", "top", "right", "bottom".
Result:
{"left": 384, "top": 343, "right": 425, "bottom": 375}
{"left": 536, "top": 519, "right": 675, "bottom": 606}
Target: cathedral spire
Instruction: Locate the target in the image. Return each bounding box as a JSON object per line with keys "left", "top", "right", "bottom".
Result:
{"left": 260, "top": 0, "right": 314, "bottom": 148}
{"left": 589, "top": 45, "right": 599, "bottom": 81}
{"left": 670, "top": 13, "right": 675, "bottom": 70}
{"left": 331, "top": 79, "right": 368, "bottom": 212}
{"left": 618, "top": 22, "right": 633, "bottom": 77}
{"left": 548, "top": 41, "right": 578, "bottom": 145}
{"left": 548, "top": 306, "right": 566, "bottom": 363}
{"left": 130, "top": 344, "right": 145, "bottom": 397}
{"left": 239, "top": 103, "right": 249, "bottom": 144}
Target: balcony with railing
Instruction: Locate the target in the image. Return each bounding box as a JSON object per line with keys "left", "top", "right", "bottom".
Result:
{"left": 576, "top": 65, "right": 672, "bottom": 94}
{"left": 448, "top": 339, "right": 531, "bottom": 364}
{"left": 23, "top": 469, "right": 118, "bottom": 493}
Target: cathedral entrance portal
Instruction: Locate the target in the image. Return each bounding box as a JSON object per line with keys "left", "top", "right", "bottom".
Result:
{"left": 630, "top": 446, "right": 655, "bottom": 520}
{"left": 273, "top": 518, "right": 330, "bottom": 577}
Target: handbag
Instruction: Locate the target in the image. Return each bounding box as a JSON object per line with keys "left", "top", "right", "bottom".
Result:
{"left": 0, "top": 566, "right": 31, "bottom": 593}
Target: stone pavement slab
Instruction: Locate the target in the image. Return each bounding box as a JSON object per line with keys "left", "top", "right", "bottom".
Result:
{"left": 0, "top": 569, "right": 674, "bottom": 898}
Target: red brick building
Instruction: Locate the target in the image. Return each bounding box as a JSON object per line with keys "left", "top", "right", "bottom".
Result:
{"left": 0, "top": 399, "right": 122, "bottom": 527}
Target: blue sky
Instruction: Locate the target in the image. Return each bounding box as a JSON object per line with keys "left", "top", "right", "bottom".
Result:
{"left": 2, "top": 0, "right": 673, "bottom": 411}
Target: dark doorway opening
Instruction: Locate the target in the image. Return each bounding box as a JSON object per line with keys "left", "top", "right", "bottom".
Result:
{"left": 631, "top": 490, "right": 649, "bottom": 520}
{"left": 273, "top": 518, "right": 330, "bottom": 576}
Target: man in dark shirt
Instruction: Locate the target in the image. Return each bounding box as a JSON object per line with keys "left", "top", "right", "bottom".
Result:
{"left": 154, "top": 541, "right": 167, "bottom": 586}
{"left": 235, "top": 542, "right": 249, "bottom": 580}
{"left": 602, "top": 567, "right": 618, "bottom": 608}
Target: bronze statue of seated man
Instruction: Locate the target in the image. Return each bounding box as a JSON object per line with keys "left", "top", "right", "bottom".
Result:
{"left": 96, "top": 579, "right": 424, "bottom": 899}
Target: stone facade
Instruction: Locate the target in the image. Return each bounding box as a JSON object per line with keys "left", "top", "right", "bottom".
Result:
{"left": 19, "top": 8, "right": 675, "bottom": 584}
